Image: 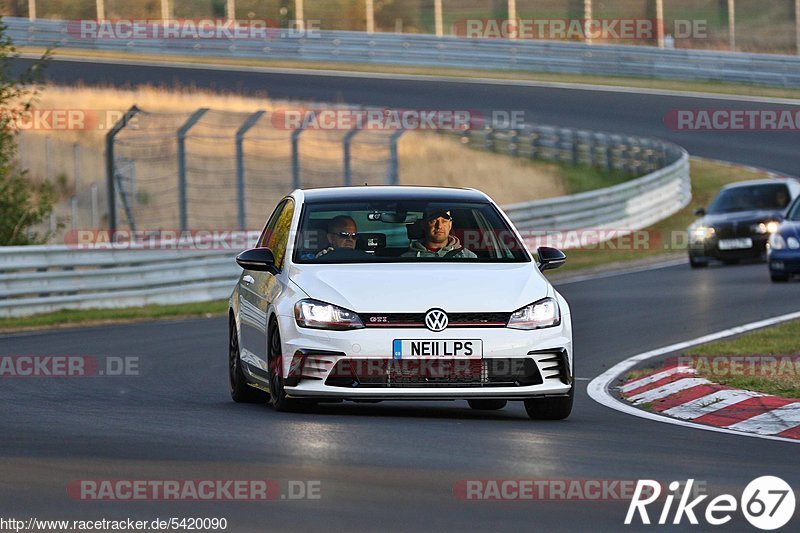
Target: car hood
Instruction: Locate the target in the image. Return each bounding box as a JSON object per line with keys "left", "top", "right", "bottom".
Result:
{"left": 779, "top": 220, "right": 800, "bottom": 238}
{"left": 699, "top": 209, "right": 783, "bottom": 227}
{"left": 288, "top": 262, "right": 549, "bottom": 313}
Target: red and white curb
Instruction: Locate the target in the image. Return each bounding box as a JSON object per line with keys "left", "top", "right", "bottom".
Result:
{"left": 620, "top": 364, "right": 800, "bottom": 440}
{"left": 588, "top": 310, "right": 800, "bottom": 444}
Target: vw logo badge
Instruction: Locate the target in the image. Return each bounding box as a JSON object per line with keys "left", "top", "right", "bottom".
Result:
{"left": 424, "top": 309, "right": 448, "bottom": 332}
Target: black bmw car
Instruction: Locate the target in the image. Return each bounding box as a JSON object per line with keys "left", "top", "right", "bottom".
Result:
{"left": 688, "top": 179, "right": 800, "bottom": 268}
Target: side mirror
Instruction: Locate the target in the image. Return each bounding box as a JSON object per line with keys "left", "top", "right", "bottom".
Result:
{"left": 236, "top": 247, "right": 277, "bottom": 273}
{"left": 694, "top": 207, "right": 706, "bottom": 217}
{"left": 537, "top": 247, "right": 566, "bottom": 272}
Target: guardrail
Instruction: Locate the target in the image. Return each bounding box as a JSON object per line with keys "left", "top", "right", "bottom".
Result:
{"left": 491, "top": 127, "right": 691, "bottom": 232}
{"left": 7, "top": 17, "right": 800, "bottom": 88}
{"left": 0, "top": 246, "right": 244, "bottom": 318}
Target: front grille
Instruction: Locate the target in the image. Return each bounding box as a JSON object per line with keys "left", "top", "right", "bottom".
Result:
{"left": 324, "top": 358, "right": 543, "bottom": 388}
{"left": 714, "top": 222, "right": 754, "bottom": 240}
{"left": 360, "top": 312, "right": 510, "bottom": 328}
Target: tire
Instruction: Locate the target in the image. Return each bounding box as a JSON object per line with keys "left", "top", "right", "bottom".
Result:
{"left": 229, "top": 317, "right": 268, "bottom": 403}
{"left": 771, "top": 273, "right": 790, "bottom": 283}
{"left": 524, "top": 387, "right": 574, "bottom": 420}
{"left": 689, "top": 254, "right": 708, "bottom": 269}
{"left": 467, "top": 399, "right": 507, "bottom": 410}
{"left": 267, "top": 319, "right": 308, "bottom": 412}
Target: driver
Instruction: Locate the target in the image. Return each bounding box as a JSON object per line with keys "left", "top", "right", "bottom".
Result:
{"left": 402, "top": 208, "right": 477, "bottom": 258}
{"left": 316, "top": 215, "right": 358, "bottom": 258}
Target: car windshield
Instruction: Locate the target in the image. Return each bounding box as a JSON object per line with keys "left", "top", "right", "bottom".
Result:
{"left": 788, "top": 199, "right": 800, "bottom": 221}
{"left": 707, "top": 184, "right": 791, "bottom": 214}
{"left": 293, "top": 200, "right": 529, "bottom": 263}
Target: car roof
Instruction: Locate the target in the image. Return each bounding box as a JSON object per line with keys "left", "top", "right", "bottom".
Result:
{"left": 720, "top": 178, "right": 797, "bottom": 190}
{"left": 294, "top": 186, "right": 491, "bottom": 204}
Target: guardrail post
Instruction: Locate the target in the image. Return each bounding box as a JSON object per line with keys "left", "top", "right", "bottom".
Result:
{"left": 91, "top": 183, "right": 99, "bottom": 227}
{"left": 291, "top": 124, "right": 306, "bottom": 190}
{"left": 73, "top": 143, "right": 81, "bottom": 190}
{"left": 105, "top": 106, "right": 140, "bottom": 235}
{"left": 70, "top": 195, "right": 78, "bottom": 230}
{"left": 235, "top": 110, "right": 265, "bottom": 231}
{"left": 177, "top": 108, "right": 209, "bottom": 231}
{"left": 343, "top": 126, "right": 360, "bottom": 186}
{"left": 387, "top": 129, "right": 405, "bottom": 185}
{"left": 509, "top": 130, "right": 519, "bottom": 157}
{"left": 434, "top": 0, "right": 443, "bottom": 37}
{"left": 483, "top": 128, "right": 494, "bottom": 151}
{"left": 529, "top": 131, "right": 540, "bottom": 160}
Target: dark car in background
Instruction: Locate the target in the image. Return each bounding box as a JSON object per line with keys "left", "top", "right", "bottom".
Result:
{"left": 768, "top": 196, "right": 800, "bottom": 282}
{"left": 688, "top": 179, "right": 800, "bottom": 268}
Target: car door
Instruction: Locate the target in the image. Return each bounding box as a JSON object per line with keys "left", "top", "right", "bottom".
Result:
{"left": 239, "top": 198, "right": 295, "bottom": 376}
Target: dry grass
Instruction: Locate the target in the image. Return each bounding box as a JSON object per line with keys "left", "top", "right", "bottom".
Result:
{"left": 398, "top": 133, "right": 564, "bottom": 204}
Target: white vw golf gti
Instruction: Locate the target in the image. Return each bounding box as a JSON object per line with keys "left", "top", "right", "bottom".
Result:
{"left": 229, "top": 186, "right": 573, "bottom": 419}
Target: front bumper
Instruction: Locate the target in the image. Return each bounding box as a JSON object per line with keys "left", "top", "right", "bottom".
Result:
{"left": 689, "top": 234, "right": 768, "bottom": 261}
{"left": 275, "top": 314, "right": 573, "bottom": 400}
{"left": 768, "top": 250, "right": 800, "bottom": 275}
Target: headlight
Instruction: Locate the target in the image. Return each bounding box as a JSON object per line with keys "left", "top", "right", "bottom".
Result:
{"left": 691, "top": 226, "right": 715, "bottom": 242}
{"left": 294, "top": 299, "right": 364, "bottom": 330}
{"left": 755, "top": 221, "right": 781, "bottom": 234}
{"left": 769, "top": 234, "right": 787, "bottom": 250}
{"left": 507, "top": 297, "right": 561, "bottom": 330}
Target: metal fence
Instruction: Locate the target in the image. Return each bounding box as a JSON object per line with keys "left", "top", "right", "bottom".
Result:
{"left": 6, "top": 16, "right": 800, "bottom": 88}
{"left": 2, "top": 120, "right": 689, "bottom": 318}
{"left": 103, "top": 106, "right": 404, "bottom": 233}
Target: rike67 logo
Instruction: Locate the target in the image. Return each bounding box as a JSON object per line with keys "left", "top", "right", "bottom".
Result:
{"left": 626, "top": 477, "right": 795, "bottom": 530}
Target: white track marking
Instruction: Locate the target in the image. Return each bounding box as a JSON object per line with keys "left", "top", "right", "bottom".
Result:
{"left": 663, "top": 390, "right": 764, "bottom": 420}
{"left": 727, "top": 403, "right": 800, "bottom": 435}
{"left": 620, "top": 365, "right": 694, "bottom": 393}
{"left": 627, "top": 377, "right": 710, "bottom": 404}
{"left": 587, "top": 310, "right": 800, "bottom": 444}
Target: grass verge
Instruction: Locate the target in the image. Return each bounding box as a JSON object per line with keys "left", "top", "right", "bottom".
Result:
{"left": 683, "top": 320, "right": 800, "bottom": 398}
{"left": 24, "top": 47, "right": 800, "bottom": 101}
{"left": 554, "top": 158, "right": 771, "bottom": 273}
{"left": 0, "top": 300, "right": 228, "bottom": 333}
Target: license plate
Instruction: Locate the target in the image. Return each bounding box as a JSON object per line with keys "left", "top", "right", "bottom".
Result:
{"left": 392, "top": 340, "right": 482, "bottom": 359}
{"left": 718, "top": 238, "right": 753, "bottom": 250}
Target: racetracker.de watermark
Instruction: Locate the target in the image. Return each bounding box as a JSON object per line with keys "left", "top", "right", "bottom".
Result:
{"left": 269, "top": 108, "right": 525, "bottom": 131}
{"left": 67, "top": 480, "right": 321, "bottom": 501}
{"left": 676, "top": 355, "right": 800, "bottom": 378}
{"left": 1, "top": 109, "right": 125, "bottom": 131}
{"left": 452, "top": 18, "right": 707, "bottom": 40}
{"left": 453, "top": 480, "right": 705, "bottom": 501}
{"left": 664, "top": 109, "right": 800, "bottom": 131}
{"left": 0, "top": 356, "right": 139, "bottom": 377}
{"left": 64, "top": 229, "right": 694, "bottom": 252}
{"left": 67, "top": 19, "right": 320, "bottom": 40}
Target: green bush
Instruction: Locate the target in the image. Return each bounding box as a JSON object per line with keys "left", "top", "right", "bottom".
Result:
{"left": 0, "top": 17, "right": 53, "bottom": 245}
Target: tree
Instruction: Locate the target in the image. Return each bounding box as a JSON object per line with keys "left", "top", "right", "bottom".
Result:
{"left": 0, "top": 16, "right": 53, "bottom": 245}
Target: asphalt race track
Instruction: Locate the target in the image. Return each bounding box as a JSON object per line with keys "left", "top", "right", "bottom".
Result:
{"left": 2, "top": 59, "right": 800, "bottom": 530}
{"left": 2, "top": 263, "right": 799, "bottom": 531}
{"left": 12, "top": 57, "right": 800, "bottom": 175}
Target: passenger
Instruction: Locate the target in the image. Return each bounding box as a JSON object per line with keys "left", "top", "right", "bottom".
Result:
{"left": 403, "top": 208, "right": 477, "bottom": 258}
{"left": 775, "top": 189, "right": 790, "bottom": 209}
{"left": 316, "top": 215, "right": 358, "bottom": 258}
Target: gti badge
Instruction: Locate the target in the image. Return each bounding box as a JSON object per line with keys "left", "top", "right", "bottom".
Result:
{"left": 424, "top": 309, "right": 448, "bottom": 332}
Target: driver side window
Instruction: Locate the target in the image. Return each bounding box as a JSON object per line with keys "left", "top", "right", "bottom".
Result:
{"left": 258, "top": 198, "right": 295, "bottom": 271}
